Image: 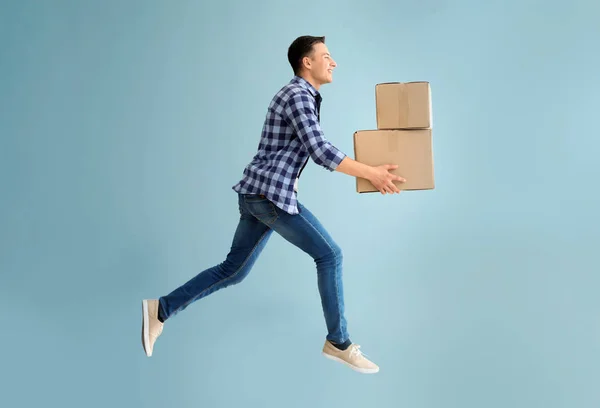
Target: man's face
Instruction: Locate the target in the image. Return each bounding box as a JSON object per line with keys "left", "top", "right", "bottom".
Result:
{"left": 304, "top": 42, "right": 337, "bottom": 85}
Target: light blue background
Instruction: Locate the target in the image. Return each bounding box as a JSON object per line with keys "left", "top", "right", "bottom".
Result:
{"left": 1, "top": 0, "right": 599, "bottom": 407}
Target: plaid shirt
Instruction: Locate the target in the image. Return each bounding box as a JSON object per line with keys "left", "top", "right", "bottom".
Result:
{"left": 232, "top": 76, "right": 347, "bottom": 215}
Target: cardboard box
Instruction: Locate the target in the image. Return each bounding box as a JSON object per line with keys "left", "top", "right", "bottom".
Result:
{"left": 353, "top": 129, "right": 434, "bottom": 193}
{"left": 376, "top": 82, "right": 432, "bottom": 129}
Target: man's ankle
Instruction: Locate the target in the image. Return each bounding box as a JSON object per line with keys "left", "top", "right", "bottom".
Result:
{"left": 157, "top": 302, "right": 166, "bottom": 323}
{"left": 330, "top": 339, "right": 352, "bottom": 351}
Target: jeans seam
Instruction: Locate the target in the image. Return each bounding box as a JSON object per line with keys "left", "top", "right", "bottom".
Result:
{"left": 175, "top": 228, "right": 271, "bottom": 315}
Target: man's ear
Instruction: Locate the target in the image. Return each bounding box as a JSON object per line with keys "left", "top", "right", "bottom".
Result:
{"left": 302, "top": 56, "right": 311, "bottom": 70}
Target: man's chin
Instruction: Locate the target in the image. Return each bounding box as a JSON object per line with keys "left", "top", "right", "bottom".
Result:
{"left": 317, "top": 75, "right": 333, "bottom": 86}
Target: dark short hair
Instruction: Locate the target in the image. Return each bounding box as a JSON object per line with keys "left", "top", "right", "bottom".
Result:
{"left": 287, "top": 35, "right": 325, "bottom": 75}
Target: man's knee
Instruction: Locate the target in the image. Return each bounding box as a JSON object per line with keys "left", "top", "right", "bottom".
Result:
{"left": 317, "top": 241, "right": 343, "bottom": 263}
{"left": 331, "top": 242, "right": 343, "bottom": 261}
{"left": 217, "top": 258, "right": 250, "bottom": 285}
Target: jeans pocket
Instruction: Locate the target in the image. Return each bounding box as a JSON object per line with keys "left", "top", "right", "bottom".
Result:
{"left": 244, "top": 196, "right": 278, "bottom": 224}
{"left": 243, "top": 194, "right": 267, "bottom": 202}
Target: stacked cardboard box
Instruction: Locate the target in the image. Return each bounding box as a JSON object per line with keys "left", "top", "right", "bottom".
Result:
{"left": 353, "top": 81, "right": 435, "bottom": 193}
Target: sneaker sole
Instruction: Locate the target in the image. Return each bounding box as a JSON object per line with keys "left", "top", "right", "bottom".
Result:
{"left": 322, "top": 352, "right": 379, "bottom": 374}
{"left": 142, "top": 300, "right": 151, "bottom": 357}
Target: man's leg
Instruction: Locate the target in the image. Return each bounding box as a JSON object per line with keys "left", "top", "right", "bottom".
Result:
{"left": 158, "top": 207, "right": 272, "bottom": 320}
{"left": 278, "top": 204, "right": 348, "bottom": 345}
{"left": 241, "top": 194, "right": 379, "bottom": 373}
{"left": 141, "top": 195, "right": 272, "bottom": 356}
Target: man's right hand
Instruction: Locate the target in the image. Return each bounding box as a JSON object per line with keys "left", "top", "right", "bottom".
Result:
{"left": 334, "top": 157, "right": 406, "bottom": 194}
{"left": 368, "top": 164, "right": 406, "bottom": 195}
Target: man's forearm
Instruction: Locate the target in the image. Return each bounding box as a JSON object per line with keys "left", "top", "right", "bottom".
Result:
{"left": 334, "top": 156, "right": 373, "bottom": 180}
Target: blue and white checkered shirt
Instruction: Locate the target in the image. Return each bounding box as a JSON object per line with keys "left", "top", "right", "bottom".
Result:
{"left": 232, "top": 76, "right": 347, "bottom": 215}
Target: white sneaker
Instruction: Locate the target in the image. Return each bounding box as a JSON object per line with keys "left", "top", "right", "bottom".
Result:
{"left": 322, "top": 340, "right": 379, "bottom": 374}
{"left": 141, "top": 299, "right": 163, "bottom": 357}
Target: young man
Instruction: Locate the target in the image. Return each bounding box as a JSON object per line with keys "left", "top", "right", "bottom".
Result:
{"left": 141, "top": 35, "right": 405, "bottom": 374}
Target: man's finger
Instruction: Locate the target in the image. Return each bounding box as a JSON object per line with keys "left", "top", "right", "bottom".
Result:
{"left": 385, "top": 164, "right": 399, "bottom": 170}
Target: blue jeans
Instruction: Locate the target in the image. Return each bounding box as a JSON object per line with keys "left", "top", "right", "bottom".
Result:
{"left": 158, "top": 194, "right": 349, "bottom": 344}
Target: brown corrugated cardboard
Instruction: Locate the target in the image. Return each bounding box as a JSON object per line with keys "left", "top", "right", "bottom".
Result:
{"left": 375, "top": 82, "right": 432, "bottom": 129}
{"left": 353, "top": 129, "right": 434, "bottom": 193}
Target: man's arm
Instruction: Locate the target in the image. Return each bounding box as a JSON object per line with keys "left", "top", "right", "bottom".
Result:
{"left": 335, "top": 156, "right": 374, "bottom": 179}
{"left": 283, "top": 92, "right": 346, "bottom": 171}
{"left": 284, "top": 91, "right": 405, "bottom": 194}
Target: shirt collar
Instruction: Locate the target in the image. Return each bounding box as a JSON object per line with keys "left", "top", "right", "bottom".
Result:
{"left": 291, "top": 76, "right": 321, "bottom": 100}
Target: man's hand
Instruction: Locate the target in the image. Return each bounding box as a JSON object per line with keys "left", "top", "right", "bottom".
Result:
{"left": 368, "top": 164, "right": 406, "bottom": 195}
{"left": 335, "top": 157, "right": 406, "bottom": 194}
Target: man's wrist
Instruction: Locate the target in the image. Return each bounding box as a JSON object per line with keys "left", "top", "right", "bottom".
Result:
{"left": 336, "top": 157, "right": 374, "bottom": 180}
{"left": 357, "top": 161, "right": 373, "bottom": 180}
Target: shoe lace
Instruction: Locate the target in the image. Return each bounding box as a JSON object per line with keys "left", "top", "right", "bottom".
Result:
{"left": 349, "top": 344, "right": 368, "bottom": 359}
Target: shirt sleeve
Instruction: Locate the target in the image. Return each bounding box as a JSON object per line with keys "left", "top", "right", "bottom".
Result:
{"left": 283, "top": 91, "right": 346, "bottom": 171}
